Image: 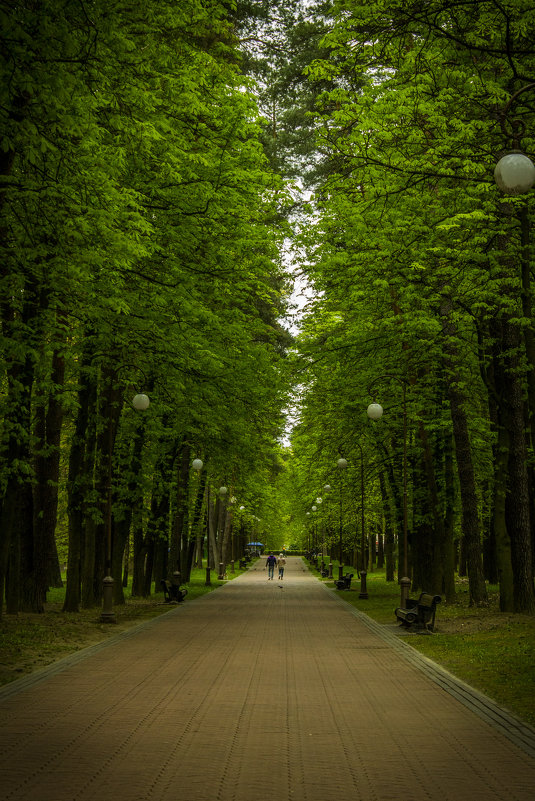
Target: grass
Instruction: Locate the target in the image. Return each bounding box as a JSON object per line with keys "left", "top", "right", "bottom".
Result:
{"left": 0, "top": 565, "right": 248, "bottom": 687}
{"left": 312, "top": 560, "right": 535, "bottom": 727}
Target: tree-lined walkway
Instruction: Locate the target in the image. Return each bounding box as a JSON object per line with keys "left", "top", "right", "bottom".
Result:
{"left": 1, "top": 558, "right": 534, "bottom": 801}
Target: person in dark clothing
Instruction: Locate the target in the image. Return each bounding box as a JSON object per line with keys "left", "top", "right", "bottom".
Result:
{"left": 265, "top": 553, "right": 277, "bottom": 580}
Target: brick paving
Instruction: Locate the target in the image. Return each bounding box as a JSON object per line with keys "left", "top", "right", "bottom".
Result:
{"left": 1, "top": 556, "right": 535, "bottom": 801}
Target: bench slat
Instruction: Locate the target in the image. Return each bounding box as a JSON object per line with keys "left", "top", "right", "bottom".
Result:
{"left": 395, "top": 592, "right": 441, "bottom": 631}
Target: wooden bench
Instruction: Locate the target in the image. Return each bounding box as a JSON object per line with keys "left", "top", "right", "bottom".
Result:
{"left": 160, "top": 579, "right": 188, "bottom": 604}
{"left": 395, "top": 592, "right": 441, "bottom": 632}
{"left": 334, "top": 573, "right": 353, "bottom": 590}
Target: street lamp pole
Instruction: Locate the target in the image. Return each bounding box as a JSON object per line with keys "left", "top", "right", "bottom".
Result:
{"left": 100, "top": 392, "right": 150, "bottom": 624}
{"left": 311, "top": 505, "right": 317, "bottom": 564}
{"left": 336, "top": 458, "right": 347, "bottom": 579}
{"left": 205, "top": 482, "right": 212, "bottom": 586}
{"left": 218, "top": 485, "right": 228, "bottom": 579}
{"left": 353, "top": 443, "right": 368, "bottom": 600}
{"left": 323, "top": 484, "right": 331, "bottom": 576}
{"left": 494, "top": 82, "right": 535, "bottom": 195}
{"left": 368, "top": 377, "right": 410, "bottom": 607}
{"left": 315, "top": 496, "right": 323, "bottom": 570}
{"left": 191, "top": 458, "right": 210, "bottom": 583}
{"left": 229, "top": 495, "right": 237, "bottom": 573}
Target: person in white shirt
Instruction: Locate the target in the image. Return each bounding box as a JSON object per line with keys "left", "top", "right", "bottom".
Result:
{"left": 277, "top": 553, "right": 286, "bottom": 580}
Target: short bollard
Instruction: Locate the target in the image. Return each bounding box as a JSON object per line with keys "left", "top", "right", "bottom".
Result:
{"left": 358, "top": 570, "right": 368, "bottom": 600}
{"left": 400, "top": 575, "right": 411, "bottom": 607}
{"left": 328, "top": 562, "right": 333, "bottom": 578}
{"left": 100, "top": 575, "right": 117, "bottom": 623}
{"left": 218, "top": 562, "right": 225, "bottom": 580}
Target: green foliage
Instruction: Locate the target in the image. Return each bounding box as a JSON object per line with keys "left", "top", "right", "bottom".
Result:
{"left": 287, "top": 0, "right": 535, "bottom": 609}
{"left": 0, "top": 0, "right": 295, "bottom": 614}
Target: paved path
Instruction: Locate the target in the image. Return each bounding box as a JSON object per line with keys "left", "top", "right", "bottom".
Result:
{"left": 1, "top": 557, "right": 535, "bottom": 801}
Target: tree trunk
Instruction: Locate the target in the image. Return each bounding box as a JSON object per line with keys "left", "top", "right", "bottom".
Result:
{"left": 116, "top": 419, "right": 143, "bottom": 600}
{"left": 377, "top": 440, "right": 403, "bottom": 579}
{"left": 493, "top": 422, "right": 515, "bottom": 611}
{"left": 377, "top": 531, "right": 384, "bottom": 570}
{"left": 379, "top": 471, "right": 395, "bottom": 581}
{"left": 1, "top": 277, "right": 39, "bottom": 613}
{"left": 191, "top": 467, "right": 207, "bottom": 573}
{"left": 171, "top": 438, "right": 191, "bottom": 577}
{"left": 208, "top": 494, "right": 220, "bottom": 570}
{"left": 442, "top": 432, "right": 456, "bottom": 603}
{"left": 415, "top": 419, "right": 447, "bottom": 595}
{"left": 33, "top": 341, "right": 66, "bottom": 591}
{"left": 94, "top": 365, "right": 123, "bottom": 598}
{"left": 64, "top": 341, "right": 93, "bottom": 613}
{"left": 112, "top": 516, "right": 128, "bottom": 605}
{"left": 447, "top": 382, "right": 487, "bottom": 605}
{"left": 500, "top": 318, "right": 534, "bottom": 614}
{"left": 519, "top": 206, "right": 535, "bottom": 450}
{"left": 219, "top": 505, "right": 232, "bottom": 573}
{"left": 143, "top": 426, "right": 173, "bottom": 591}
{"left": 410, "top": 459, "right": 435, "bottom": 595}
{"left": 80, "top": 371, "right": 99, "bottom": 607}
{"left": 504, "top": 341, "right": 534, "bottom": 613}
{"left": 440, "top": 299, "right": 486, "bottom": 604}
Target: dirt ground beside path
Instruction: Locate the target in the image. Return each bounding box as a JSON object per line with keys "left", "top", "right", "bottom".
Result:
{"left": 0, "top": 598, "right": 171, "bottom": 685}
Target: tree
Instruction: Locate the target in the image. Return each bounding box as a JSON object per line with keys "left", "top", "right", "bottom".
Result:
{"left": 289, "top": 0, "right": 534, "bottom": 609}
{"left": 1, "top": 0, "right": 292, "bottom": 615}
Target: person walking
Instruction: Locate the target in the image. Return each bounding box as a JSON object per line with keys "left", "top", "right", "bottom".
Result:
{"left": 277, "top": 553, "right": 286, "bottom": 580}
{"left": 265, "top": 553, "right": 277, "bottom": 580}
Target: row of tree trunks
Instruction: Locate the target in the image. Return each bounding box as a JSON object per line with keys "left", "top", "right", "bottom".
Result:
{"left": 1, "top": 276, "right": 39, "bottom": 615}
{"left": 63, "top": 338, "right": 93, "bottom": 612}
{"left": 440, "top": 297, "right": 487, "bottom": 605}
{"left": 483, "top": 310, "right": 534, "bottom": 613}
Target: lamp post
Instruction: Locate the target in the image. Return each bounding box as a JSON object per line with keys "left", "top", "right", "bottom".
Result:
{"left": 218, "top": 485, "right": 228, "bottom": 579}
{"left": 192, "top": 458, "right": 208, "bottom": 581}
{"left": 495, "top": 84, "right": 535, "bottom": 466}
{"left": 335, "top": 455, "right": 368, "bottom": 597}
{"left": 205, "top": 481, "right": 212, "bottom": 586}
{"left": 238, "top": 505, "right": 247, "bottom": 561}
{"left": 315, "top": 497, "right": 324, "bottom": 571}
{"left": 494, "top": 82, "right": 535, "bottom": 195}
{"left": 367, "top": 378, "right": 410, "bottom": 607}
{"left": 353, "top": 444, "right": 368, "bottom": 599}
{"left": 229, "top": 495, "right": 237, "bottom": 573}
{"left": 311, "top": 505, "right": 317, "bottom": 564}
{"left": 323, "top": 484, "right": 331, "bottom": 576}
{"left": 336, "top": 458, "right": 347, "bottom": 579}
{"left": 100, "top": 391, "right": 150, "bottom": 623}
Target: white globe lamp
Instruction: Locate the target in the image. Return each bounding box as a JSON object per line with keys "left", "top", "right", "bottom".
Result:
{"left": 367, "top": 403, "right": 384, "bottom": 421}
{"left": 132, "top": 393, "right": 150, "bottom": 411}
{"left": 494, "top": 151, "right": 535, "bottom": 194}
